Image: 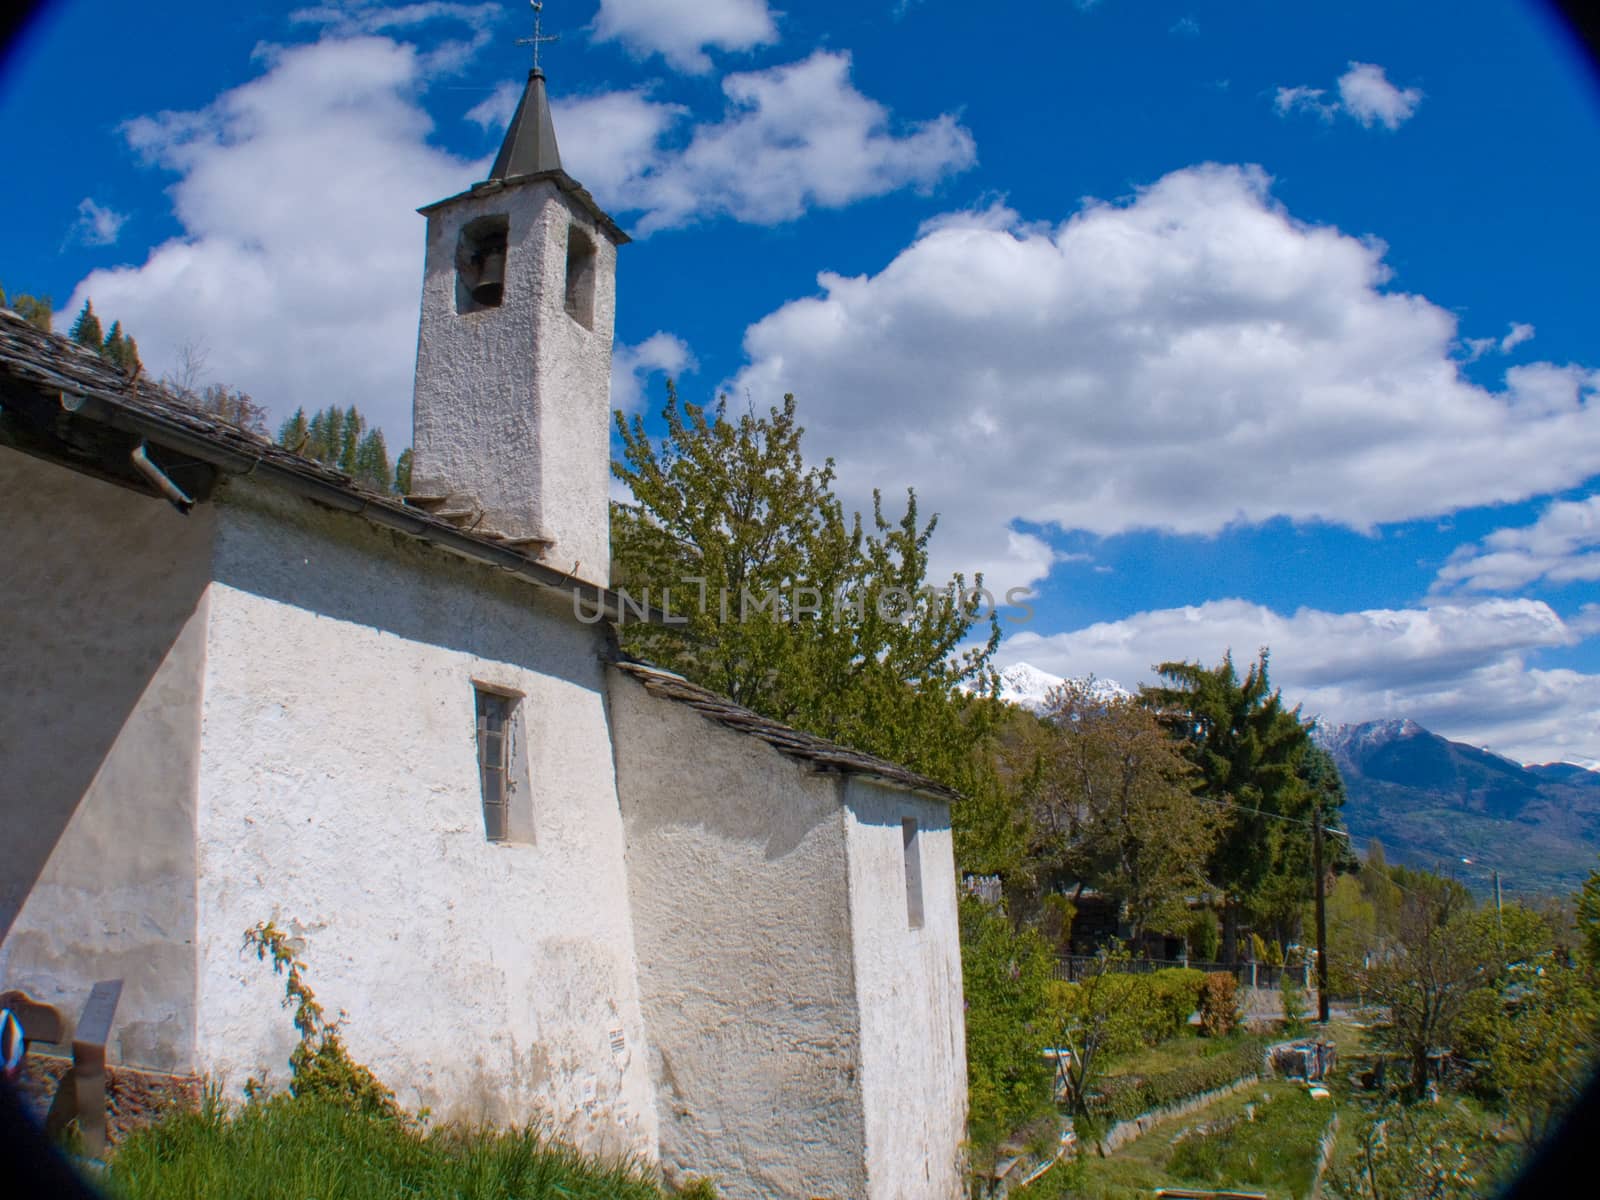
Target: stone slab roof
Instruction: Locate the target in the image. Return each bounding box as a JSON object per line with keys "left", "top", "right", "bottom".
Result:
{"left": 610, "top": 660, "right": 962, "bottom": 804}
{"left": 0, "top": 308, "right": 645, "bottom": 619}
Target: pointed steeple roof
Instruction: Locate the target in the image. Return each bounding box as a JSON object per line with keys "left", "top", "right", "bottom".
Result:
{"left": 489, "top": 69, "right": 561, "bottom": 180}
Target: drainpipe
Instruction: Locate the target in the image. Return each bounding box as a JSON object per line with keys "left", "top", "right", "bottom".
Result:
{"left": 130, "top": 440, "right": 194, "bottom": 513}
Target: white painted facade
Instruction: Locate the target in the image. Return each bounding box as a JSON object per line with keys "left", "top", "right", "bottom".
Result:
{"left": 1, "top": 63, "right": 969, "bottom": 1200}
{"left": 843, "top": 779, "right": 968, "bottom": 1199}
{"left": 610, "top": 671, "right": 968, "bottom": 1199}
{"left": 190, "top": 479, "right": 658, "bottom": 1151}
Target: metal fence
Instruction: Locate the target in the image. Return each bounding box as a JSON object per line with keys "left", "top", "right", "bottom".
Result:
{"left": 1053, "top": 954, "right": 1305, "bottom": 990}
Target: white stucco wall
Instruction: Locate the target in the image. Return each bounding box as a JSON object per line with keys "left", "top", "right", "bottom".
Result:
{"left": 0, "top": 449, "right": 210, "bottom": 1071}
{"left": 609, "top": 669, "right": 869, "bottom": 1199}
{"left": 843, "top": 779, "right": 967, "bottom": 1200}
{"left": 411, "top": 179, "right": 617, "bottom": 587}
{"left": 190, "top": 479, "right": 657, "bottom": 1159}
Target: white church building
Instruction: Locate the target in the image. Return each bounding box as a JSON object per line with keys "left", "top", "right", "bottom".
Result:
{"left": 0, "top": 63, "right": 967, "bottom": 1200}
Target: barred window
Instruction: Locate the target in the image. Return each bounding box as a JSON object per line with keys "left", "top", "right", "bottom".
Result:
{"left": 475, "top": 688, "right": 514, "bottom": 841}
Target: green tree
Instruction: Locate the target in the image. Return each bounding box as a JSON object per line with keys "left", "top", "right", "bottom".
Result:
{"left": 1361, "top": 876, "right": 1498, "bottom": 1099}
{"left": 352, "top": 428, "right": 392, "bottom": 492}
{"left": 1323, "top": 872, "right": 1379, "bottom": 993}
{"left": 0, "top": 282, "right": 53, "bottom": 331}
{"left": 69, "top": 299, "right": 104, "bottom": 350}
{"left": 1328, "top": 1099, "right": 1504, "bottom": 1200}
{"left": 281, "top": 405, "right": 409, "bottom": 495}
{"left": 1141, "top": 650, "right": 1313, "bottom": 960}
{"left": 1484, "top": 954, "right": 1598, "bottom": 1150}
{"left": 612, "top": 388, "right": 1009, "bottom": 869}
{"left": 1576, "top": 861, "right": 1600, "bottom": 970}
{"left": 278, "top": 407, "right": 310, "bottom": 452}
{"left": 1034, "top": 683, "right": 1218, "bottom": 942}
{"left": 959, "top": 894, "right": 1055, "bottom": 1171}
{"left": 1048, "top": 942, "right": 1141, "bottom": 1127}
{"left": 100, "top": 319, "right": 143, "bottom": 375}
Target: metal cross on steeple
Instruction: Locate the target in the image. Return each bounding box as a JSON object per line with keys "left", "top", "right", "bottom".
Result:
{"left": 516, "top": 1, "right": 560, "bottom": 75}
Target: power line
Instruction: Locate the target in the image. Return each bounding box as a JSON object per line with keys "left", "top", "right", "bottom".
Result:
{"left": 1189, "top": 791, "right": 1353, "bottom": 838}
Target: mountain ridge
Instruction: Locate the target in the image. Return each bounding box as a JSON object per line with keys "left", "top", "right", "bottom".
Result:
{"left": 998, "top": 660, "right": 1600, "bottom": 894}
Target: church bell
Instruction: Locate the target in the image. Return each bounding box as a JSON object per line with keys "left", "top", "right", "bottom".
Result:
{"left": 471, "top": 247, "right": 506, "bottom": 307}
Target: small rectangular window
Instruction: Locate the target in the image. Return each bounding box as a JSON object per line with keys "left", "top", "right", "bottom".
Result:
{"left": 903, "top": 816, "right": 924, "bottom": 930}
{"left": 564, "top": 225, "right": 597, "bottom": 328}
{"left": 475, "top": 688, "right": 514, "bottom": 841}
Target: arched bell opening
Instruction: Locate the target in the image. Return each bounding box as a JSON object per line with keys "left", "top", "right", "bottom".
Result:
{"left": 456, "top": 215, "right": 510, "bottom": 314}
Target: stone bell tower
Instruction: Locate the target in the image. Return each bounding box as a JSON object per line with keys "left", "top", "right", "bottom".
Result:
{"left": 409, "top": 61, "right": 628, "bottom": 589}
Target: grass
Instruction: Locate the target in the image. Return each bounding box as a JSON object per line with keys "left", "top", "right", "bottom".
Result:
{"left": 1022, "top": 1081, "right": 1334, "bottom": 1200}
{"left": 1165, "top": 1085, "right": 1330, "bottom": 1197}
{"left": 105, "top": 1093, "right": 702, "bottom": 1200}
{"left": 1102, "top": 1027, "right": 1271, "bottom": 1081}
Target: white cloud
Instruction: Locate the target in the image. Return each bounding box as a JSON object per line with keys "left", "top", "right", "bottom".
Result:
{"left": 591, "top": 0, "right": 777, "bottom": 74}
{"left": 1000, "top": 597, "right": 1600, "bottom": 765}
{"left": 1435, "top": 495, "right": 1600, "bottom": 593}
{"left": 61, "top": 35, "right": 484, "bottom": 442}
{"left": 728, "top": 165, "right": 1600, "bottom": 593}
{"left": 1500, "top": 321, "right": 1536, "bottom": 353}
{"left": 1276, "top": 62, "right": 1422, "bottom": 130}
{"left": 1337, "top": 62, "right": 1424, "bottom": 130}
{"left": 1274, "top": 86, "right": 1336, "bottom": 122}
{"left": 1463, "top": 320, "right": 1537, "bottom": 362}
{"left": 465, "top": 79, "right": 522, "bottom": 130}
{"left": 289, "top": 1, "right": 501, "bottom": 74}
{"left": 611, "top": 331, "right": 697, "bottom": 413}
{"left": 551, "top": 51, "right": 975, "bottom": 235}
{"left": 1169, "top": 17, "right": 1200, "bottom": 38}
{"left": 69, "top": 198, "right": 128, "bottom": 247}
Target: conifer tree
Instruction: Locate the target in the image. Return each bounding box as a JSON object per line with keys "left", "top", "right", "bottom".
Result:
{"left": 352, "top": 428, "right": 391, "bottom": 492}
{"left": 338, "top": 405, "right": 363, "bottom": 475}
{"left": 69, "top": 299, "right": 104, "bottom": 350}
{"left": 277, "top": 404, "right": 411, "bottom": 495}
{"left": 278, "top": 408, "right": 310, "bottom": 452}
{"left": 1141, "top": 650, "right": 1313, "bottom": 960}
{"left": 100, "top": 320, "right": 143, "bottom": 375}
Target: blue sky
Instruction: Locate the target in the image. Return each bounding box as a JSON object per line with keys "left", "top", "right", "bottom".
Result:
{"left": 3, "top": 1, "right": 1598, "bottom": 764}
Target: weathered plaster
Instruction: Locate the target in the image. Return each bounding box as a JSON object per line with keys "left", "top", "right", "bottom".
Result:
{"left": 843, "top": 779, "right": 967, "bottom": 1200}
{"left": 190, "top": 478, "right": 657, "bottom": 1157}
{"left": 608, "top": 668, "right": 869, "bottom": 1199}
{"left": 0, "top": 449, "right": 210, "bottom": 1071}
{"left": 411, "top": 179, "right": 617, "bottom": 588}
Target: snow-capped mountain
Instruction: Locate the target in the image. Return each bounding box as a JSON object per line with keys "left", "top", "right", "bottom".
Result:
{"left": 996, "top": 661, "right": 1131, "bottom": 712}
{"left": 1314, "top": 716, "right": 1600, "bottom": 894}
{"left": 1312, "top": 718, "right": 1426, "bottom": 760}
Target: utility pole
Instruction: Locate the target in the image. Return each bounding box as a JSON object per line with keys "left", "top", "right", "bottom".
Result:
{"left": 1313, "top": 803, "right": 1330, "bottom": 1024}
{"left": 1465, "top": 857, "right": 1505, "bottom": 956}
